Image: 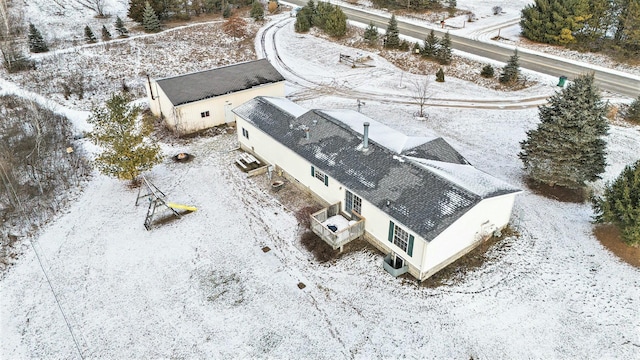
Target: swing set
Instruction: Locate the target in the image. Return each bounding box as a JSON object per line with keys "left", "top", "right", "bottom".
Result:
{"left": 135, "top": 176, "right": 197, "bottom": 230}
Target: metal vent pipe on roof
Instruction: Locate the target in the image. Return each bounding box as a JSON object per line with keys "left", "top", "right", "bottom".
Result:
{"left": 363, "top": 122, "right": 370, "bottom": 150}
{"left": 304, "top": 127, "right": 310, "bottom": 140}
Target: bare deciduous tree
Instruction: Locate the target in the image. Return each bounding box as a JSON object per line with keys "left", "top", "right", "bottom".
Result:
{"left": 75, "top": 0, "right": 106, "bottom": 17}
{"left": 411, "top": 78, "right": 431, "bottom": 118}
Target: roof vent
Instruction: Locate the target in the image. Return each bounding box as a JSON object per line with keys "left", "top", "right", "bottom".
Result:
{"left": 363, "top": 122, "right": 370, "bottom": 150}
{"left": 304, "top": 127, "right": 310, "bottom": 140}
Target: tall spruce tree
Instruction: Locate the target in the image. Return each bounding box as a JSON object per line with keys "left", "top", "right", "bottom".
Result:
{"left": 28, "top": 23, "right": 48, "bottom": 53}
{"left": 384, "top": 14, "right": 400, "bottom": 49}
{"left": 87, "top": 92, "right": 162, "bottom": 182}
{"left": 436, "top": 31, "right": 452, "bottom": 64}
{"left": 101, "top": 25, "right": 112, "bottom": 41}
{"left": 142, "top": 1, "right": 162, "bottom": 33}
{"left": 364, "top": 22, "right": 379, "bottom": 46}
{"left": 421, "top": 29, "right": 439, "bottom": 58}
{"left": 84, "top": 25, "right": 97, "bottom": 43}
{"left": 499, "top": 49, "right": 520, "bottom": 84}
{"left": 519, "top": 73, "right": 609, "bottom": 190}
{"left": 115, "top": 16, "right": 129, "bottom": 37}
{"left": 592, "top": 159, "right": 640, "bottom": 245}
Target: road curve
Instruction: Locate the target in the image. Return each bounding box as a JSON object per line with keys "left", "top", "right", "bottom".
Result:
{"left": 284, "top": 0, "right": 640, "bottom": 98}
{"left": 257, "top": 17, "right": 551, "bottom": 110}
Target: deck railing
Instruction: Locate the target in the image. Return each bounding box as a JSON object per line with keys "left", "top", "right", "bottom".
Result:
{"left": 310, "top": 203, "right": 365, "bottom": 250}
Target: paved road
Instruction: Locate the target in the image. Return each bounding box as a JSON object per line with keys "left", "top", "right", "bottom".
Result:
{"left": 284, "top": 0, "right": 640, "bottom": 97}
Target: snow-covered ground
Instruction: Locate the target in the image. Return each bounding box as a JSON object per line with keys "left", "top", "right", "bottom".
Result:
{"left": 2, "top": 0, "right": 640, "bottom": 358}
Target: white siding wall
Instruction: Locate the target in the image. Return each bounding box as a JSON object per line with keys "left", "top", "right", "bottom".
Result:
{"left": 147, "top": 80, "right": 285, "bottom": 135}
{"left": 424, "top": 193, "right": 517, "bottom": 273}
{"left": 145, "top": 80, "right": 174, "bottom": 123}
{"left": 236, "top": 116, "right": 428, "bottom": 271}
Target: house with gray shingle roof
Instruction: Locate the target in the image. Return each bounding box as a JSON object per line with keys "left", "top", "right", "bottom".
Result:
{"left": 145, "top": 59, "right": 285, "bottom": 135}
{"left": 233, "top": 96, "right": 521, "bottom": 280}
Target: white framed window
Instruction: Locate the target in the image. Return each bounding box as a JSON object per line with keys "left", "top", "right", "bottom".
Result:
{"left": 242, "top": 128, "right": 249, "bottom": 139}
{"left": 345, "top": 190, "right": 362, "bottom": 215}
{"left": 388, "top": 221, "right": 414, "bottom": 256}
{"left": 201, "top": 111, "right": 210, "bottom": 118}
{"left": 393, "top": 225, "right": 409, "bottom": 252}
{"left": 311, "top": 166, "right": 328, "bottom": 186}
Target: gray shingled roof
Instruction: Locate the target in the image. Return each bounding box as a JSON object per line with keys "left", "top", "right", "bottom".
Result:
{"left": 155, "top": 59, "right": 285, "bottom": 107}
{"left": 233, "top": 97, "right": 520, "bottom": 241}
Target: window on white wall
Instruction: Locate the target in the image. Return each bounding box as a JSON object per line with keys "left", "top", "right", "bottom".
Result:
{"left": 345, "top": 190, "right": 362, "bottom": 215}
{"left": 387, "top": 221, "right": 414, "bottom": 256}
{"left": 310, "top": 166, "right": 328, "bottom": 186}
{"left": 200, "top": 111, "right": 210, "bottom": 118}
{"left": 242, "top": 128, "right": 249, "bottom": 139}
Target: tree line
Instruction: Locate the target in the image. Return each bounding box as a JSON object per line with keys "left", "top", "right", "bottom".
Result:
{"left": 128, "top": 0, "right": 256, "bottom": 23}
{"left": 521, "top": 0, "right": 640, "bottom": 58}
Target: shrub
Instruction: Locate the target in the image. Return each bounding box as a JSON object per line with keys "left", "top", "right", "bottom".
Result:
{"left": 622, "top": 96, "right": 640, "bottom": 123}
{"left": 593, "top": 160, "right": 640, "bottom": 245}
{"left": 436, "top": 68, "right": 445, "bottom": 82}
{"left": 480, "top": 64, "right": 494, "bottom": 78}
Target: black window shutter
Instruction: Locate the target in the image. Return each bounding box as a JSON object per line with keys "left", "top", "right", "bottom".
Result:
{"left": 388, "top": 221, "right": 394, "bottom": 243}
{"left": 324, "top": 175, "right": 328, "bottom": 186}
{"left": 311, "top": 166, "right": 315, "bottom": 177}
{"left": 408, "top": 235, "right": 414, "bottom": 256}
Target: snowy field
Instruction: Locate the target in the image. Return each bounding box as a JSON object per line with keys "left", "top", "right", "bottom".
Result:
{"left": 2, "top": 0, "right": 640, "bottom": 358}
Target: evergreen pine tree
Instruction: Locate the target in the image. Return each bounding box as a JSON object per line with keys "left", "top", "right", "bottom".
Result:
{"left": 436, "top": 68, "right": 445, "bottom": 82}
{"left": 480, "top": 64, "right": 494, "bottom": 78}
{"left": 363, "top": 21, "right": 379, "bottom": 46}
{"left": 421, "top": 29, "right": 438, "bottom": 58}
{"left": 499, "top": 50, "right": 520, "bottom": 85}
{"left": 128, "top": 0, "right": 147, "bottom": 23}
{"left": 618, "top": 0, "right": 640, "bottom": 56}
{"left": 313, "top": 2, "right": 333, "bottom": 31}
{"left": 294, "top": 8, "right": 312, "bottom": 32}
{"left": 28, "top": 23, "right": 48, "bottom": 53}
{"left": 325, "top": 6, "right": 347, "bottom": 37}
{"left": 520, "top": 0, "right": 590, "bottom": 45}
{"left": 592, "top": 159, "right": 640, "bottom": 245}
{"left": 84, "top": 25, "right": 97, "bottom": 43}
{"left": 87, "top": 92, "right": 162, "bottom": 182}
{"left": 129, "top": 0, "right": 168, "bottom": 23}
{"left": 250, "top": 1, "right": 265, "bottom": 21}
{"left": 384, "top": 14, "right": 400, "bottom": 49}
{"left": 115, "top": 16, "right": 129, "bottom": 37}
{"left": 436, "top": 31, "right": 452, "bottom": 64}
{"left": 519, "top": 73, "right": 609, "bottom": 190}
{"left": 142, "top": 1, "right": 162, "bottom": 33}
{"left": 101, "top": 25, "right": 112, "bottom": 41}
{"left": 413, "top": 41, "right": 421, "bottom": 54}
{"left": 622, "top": 95, "right": 640, "bottom": 123}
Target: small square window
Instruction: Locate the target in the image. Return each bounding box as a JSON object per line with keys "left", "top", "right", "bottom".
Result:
{"left": 201, "top": 111, "right": 210, "bottom": 118}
